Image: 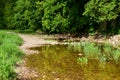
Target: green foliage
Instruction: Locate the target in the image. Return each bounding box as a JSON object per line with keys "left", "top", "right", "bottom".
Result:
{"left": 83, "top": 42, "right": 100, "bottom": 59}
{"left": 1, "top": 0, "right": 120, "bottom": 33}
{"left": 83, "top": 0, "right": 120, "bottom": 32}
{"left": 3, "top": 1, "right": 15, "bottom": 29}
{"left": 12, "top": 0, "right": 37, "bottom": 30}
{"left": 41, "top": 0, "right": 69, "bottom": 33}
{"left": 67, "top": 42, "right": 82, "bottom": 52}
{"left": 0, "top": 0, "right": 91, "bottom": 33}
{"left": 112, "top": 50, "right": 120, "bottom": 62}
{"left": 103, "top": 43, "right": 112, "bottom": 57}
{"left": 83, "top": 0, "right": 119, "bottom": 23}
{"left": 2, "top": 0, "right": 40, "bottom": 30}
{"left": 77, "top": 57, "right": 88, "bottom": 64}
{"left": 66, "top": 0, "right": 90, "bottom": 33}
{"left": 68, "top": 41, "right": 120, "bottom": 64}
{"left": 0, "top": 31, "right": 24, "bottom": 79}
{"left": 0, "top": 31, "right": 23, "bottom": 45}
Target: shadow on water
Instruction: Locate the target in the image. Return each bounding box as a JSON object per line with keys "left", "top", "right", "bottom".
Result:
{"left": 26, "top": 44, "right": 120, "bottom": 80}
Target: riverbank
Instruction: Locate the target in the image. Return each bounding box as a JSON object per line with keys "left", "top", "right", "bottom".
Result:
{"left": 14, "top": 32, "right": 120, "bottom": 79}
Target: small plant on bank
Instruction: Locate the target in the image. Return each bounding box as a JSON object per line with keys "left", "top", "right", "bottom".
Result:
{"left": 77, "top": 57, "right": 88, "bottom": 65}
{"left": 83, "top": 42, "right": 100, "bottom": 59}
{"left": 112, "top": 50, "right": 120, "bottom": 63}
{"left": 103, "top": 43, "right": 112, "bottom": 58}
{"left": 67, "top": 42, "right": 82, "bottom": 52}
{"left": 68, "top": 41, "right": 120, "bottom": 64}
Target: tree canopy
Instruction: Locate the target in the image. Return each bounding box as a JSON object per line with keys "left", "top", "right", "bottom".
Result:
{"left": 0, "top": 0, "right": 120, "bottom": 34}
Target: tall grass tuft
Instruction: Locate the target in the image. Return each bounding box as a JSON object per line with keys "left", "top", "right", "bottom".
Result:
{"left": 83, "top": 42, "right": 100, "bottom": 59}
{"left": 67, "top": 42, "right": 82, "bottom": 52}
{"left": 0, "top": 31, "right": 24, "bottom": 79}
{"left": 68, "top": 41, "right": 120, "bottom": 64}
{"left": 112, "top": 50, "right": 120, "bottom": 62}
{"left": 0, "top": 31, "right": 23, "bottom": 45}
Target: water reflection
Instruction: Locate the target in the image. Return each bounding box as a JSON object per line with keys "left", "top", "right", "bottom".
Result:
{"left": 26, "top": 44, "right": 120, "bottom": 80}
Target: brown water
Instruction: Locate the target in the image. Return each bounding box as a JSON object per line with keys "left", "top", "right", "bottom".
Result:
{"left": 26, "top": 44, "right": 120, "bottom": 80}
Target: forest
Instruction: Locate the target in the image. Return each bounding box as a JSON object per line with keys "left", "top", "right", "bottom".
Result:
{"left": 1, "top": 0, "right": 120, "bottom": 80}
{"left": 0, "top": 0, "right": 120, "bottom": 34}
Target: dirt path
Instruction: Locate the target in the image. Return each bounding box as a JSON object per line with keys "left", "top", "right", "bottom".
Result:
{"left": 19, "top": 34, "right": 59, "bottom": 55}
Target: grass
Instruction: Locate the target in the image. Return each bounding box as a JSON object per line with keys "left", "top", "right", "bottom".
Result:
{"left": 77, "top": 57, "right": 88, "bottom": 65}
{"left": 112, "top": 50, "right": 120, "bottom": 62}
{"left": 68, "top": 41, "right": 120, "bottom": 64}
{"left": 0, "top": 29, "right": 36, "bottom": 34}
{"left": 67, "top": 42, "right": 82, "bottom": 52}
{"left": 83, "top": 42, "right": 100, "bottom": 59}
{"left": 0, "top": 31, "right": 24, "bottom": 79}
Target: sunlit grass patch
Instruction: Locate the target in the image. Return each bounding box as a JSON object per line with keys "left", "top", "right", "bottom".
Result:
{"left": 0, "top": 31, "right": 24, "bottom": 79}
{"left": 0, "top": 31, "right": 23, "bottom": 45}
{"left": 68, "top": 41, "right": 120, "bottom": 64}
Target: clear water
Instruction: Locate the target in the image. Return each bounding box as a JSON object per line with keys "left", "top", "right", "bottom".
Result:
{"left": 25, "top": 44, "right": 120, "bottom": 80}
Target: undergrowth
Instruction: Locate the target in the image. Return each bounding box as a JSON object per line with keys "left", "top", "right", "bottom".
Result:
{"left": 0, "top": 31, "right": 24, "bottom": 79}
{"left": 68, "top": 42, "right": 120, "bottom": 64}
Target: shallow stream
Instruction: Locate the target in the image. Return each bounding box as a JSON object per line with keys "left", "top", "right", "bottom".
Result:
{"left": 25, "top": 44, "right": 120, "bottom": 80}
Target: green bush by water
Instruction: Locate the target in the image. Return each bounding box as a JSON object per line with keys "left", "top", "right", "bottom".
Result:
{"left": 83, "top": 42, "right": 100, "bottom": 59}
{"left": 68, "top": 42, "right": 120, "bottom": 64}
{"left": 112, "top": 50, "right": 120, "bottom": 62}
{"left": 0, "top": 31, "right": 24, "bottom": 79}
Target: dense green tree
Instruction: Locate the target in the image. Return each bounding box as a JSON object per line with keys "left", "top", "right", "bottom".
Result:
{"left": 0, "top": 0, "right": 120, "bottom": 33}
{"left": 12, "top": 0, "right": 38, "bottom": 30}
{"left": 0, "top": 0, "right": 7, "bottom": 28}
{"left": 67, "top": 0, "right": 92, "bottom": 33}
{"left": 3, "top": 1, "right": 15, "bottom": 29}
{"left": 40, "top": 0, "right": 69, "bottom": 33}
{"left": 83, "top": 0, "right": 120, "bottom": 32}
{"left": 37, "top": 0, "right": 89, "bottom": 33}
